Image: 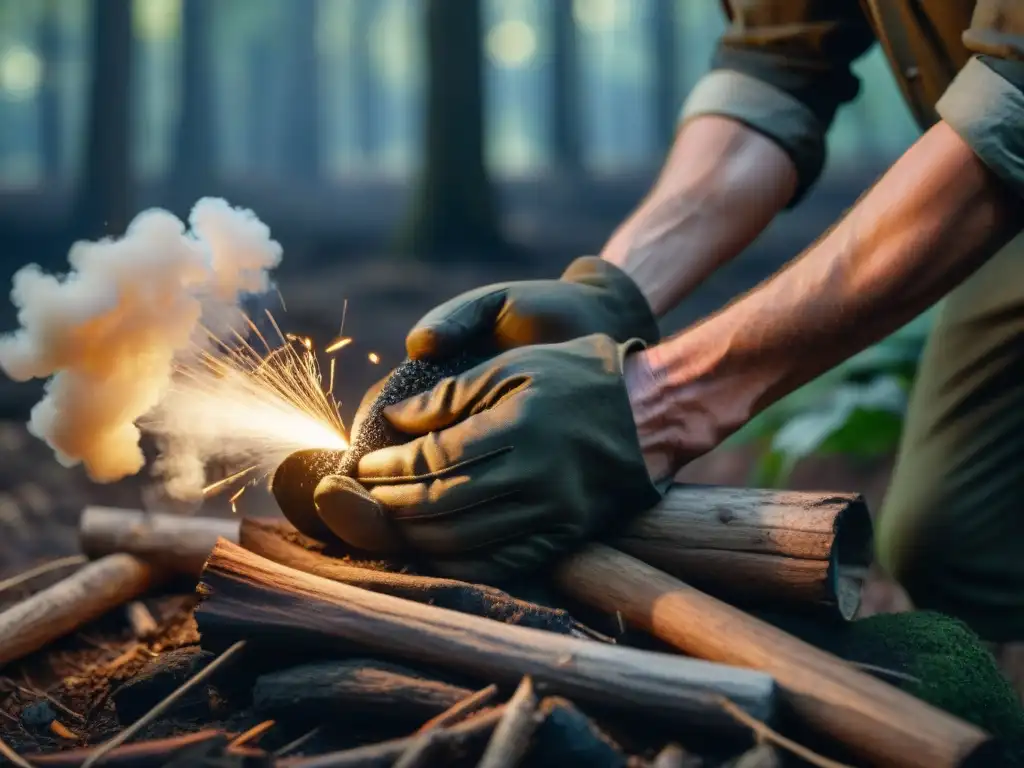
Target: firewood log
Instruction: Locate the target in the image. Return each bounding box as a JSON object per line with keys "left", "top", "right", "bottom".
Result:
{"left": 554, "top": 545, "right": 987, "bottom": 768}
{"left": 196, "top": 539, "right": 778, "bottom": 734}
{"left": 252, "top": 659, "right": 475, "bottom": 722}
{"left": 0, "top": 554, "right": 156, "bottom": 669}
{"left": 614, "top": 485, "right": 871, "bottom": 619}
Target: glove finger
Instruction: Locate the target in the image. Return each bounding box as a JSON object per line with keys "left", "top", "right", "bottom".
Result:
{"left": 314, "top": 474, "right": 406, "bottom": 554}
{"left": 358, "top": 404, "right": 515, "bottom": 481}
{"left": 406, "top": 287, "right": 508, "bottom": 360}
{"left": 271, "top": 448, "right": 345, "bottom": 541}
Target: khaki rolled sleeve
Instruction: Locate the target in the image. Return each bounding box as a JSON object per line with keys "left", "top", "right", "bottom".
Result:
{"left": 938, "top": 2, "right": 1024, "bottom": 199}
{"left": 681, "top": 70, "right": 826, "bottom": 204}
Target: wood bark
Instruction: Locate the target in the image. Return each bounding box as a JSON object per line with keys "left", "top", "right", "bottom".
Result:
{"left": 554, "top": 544, "right": 987, "bottom": 768}
{"left": 252, "top": 659, "right": 475, "bottom": 722}
{"left": 612, "top": 485, "right": 872, "bottom": 618}
{"left": 0, "top": 554, "right": 155, "bottom": 669}
{"left": 79, "top": 506, "right": 240, "bottom": 577}
{"left": 197, "top": 539, "right": 777, "bottom": 733}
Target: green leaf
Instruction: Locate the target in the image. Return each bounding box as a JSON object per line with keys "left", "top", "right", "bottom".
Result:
{"left": 769, "top": 376, "right": 907, "bottom": 465}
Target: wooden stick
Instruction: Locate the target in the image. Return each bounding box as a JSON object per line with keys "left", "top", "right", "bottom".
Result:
{"left": 0, "top": 555, "right": 87, "bottom": 596}
{"left": 253, "top": 659, "right": 476, "bottom": 722}
{"left": 197, "top": 540, "right": 777, "bottom": 732}
{"left": 124, "top": 602, "right": 158, "bottom": 640}
{"left": 25, "top": 731, "right": 230, "bottom": 767}
{"left": 554, "top": 545, "right": 987, "bottom": 768}
{"left": 416, "top": 684, "right": 500, "bottom": 733}
{"left": 0, "top": 554, "right": 155, "bottom": 669}
{"left": 79, "top": 506, "right": 239, "bottom": 577}
{"left": 476, "top": 676, "right": 539, "bottom": 768}
{"left": 612, "top": 485, "right": 872, "bottom": 619}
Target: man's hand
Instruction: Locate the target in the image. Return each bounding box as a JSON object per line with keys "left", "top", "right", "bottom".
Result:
{"left": 313, "top": 334, "right": 665, "bottom": 583}
{"left": 405, "top": 256, "right": 660, "bottom": 361}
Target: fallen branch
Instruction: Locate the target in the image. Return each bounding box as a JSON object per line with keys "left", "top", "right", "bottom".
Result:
{"left": 476, "top": 676, "right": 538, "bottom": 768}
{"left": 79, "top": 507, "right": 239, "bottom": 577}
{"left": 0, "top": 554, "right": 156, "bottom": 669}
{"left": 253, "top": 659, "right": 475, "bottom": 722}
{"left": 197, "top": 540, "right": 777, "bottom": 733}
{"left": 554, "top": 545, "right": 987, "bottom": 768}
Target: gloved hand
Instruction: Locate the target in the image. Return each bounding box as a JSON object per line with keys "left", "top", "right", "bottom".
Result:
{"left": 405, "top": 256, "right": 660, "bottom": 361}
{"left": 312, "top": 334, "right": 665, "bottom": 583}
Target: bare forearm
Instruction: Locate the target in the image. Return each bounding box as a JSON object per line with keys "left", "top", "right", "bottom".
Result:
{"left": 600, "top": 116, "right": 798, "bottom": 318}
{"left": 631, "top": 121, "right": 1024, "bottom": 469}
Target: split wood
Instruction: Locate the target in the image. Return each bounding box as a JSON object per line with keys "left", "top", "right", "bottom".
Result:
{"left": 196, "top": 539, "right": 777, "bottom": 733}
{"left": 555, "top": 544, "right": 987, "bottom": 768}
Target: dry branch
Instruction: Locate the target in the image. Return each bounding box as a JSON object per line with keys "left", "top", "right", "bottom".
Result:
{"left": 0, "top": 554, "right": 155, "bottom": 669}
{"left": 612, "top": 485, "right": 871, "bottom": 618}
{"left": 79, "top": 506, "right": 240, "bottom": 577}
{"left": 197, "top": 540, "right": 777, "bottom": 733}
{"left": 554, "top": 545, "right": 987, "bottom": 768}
{"left": 417, "top": 684, "right": 500, "bottom": 733}
{"left": 253, "top": 659, "right": 475, "bottom": 722}
{"left": 476, "top": 676, "right": 539, "bottom": 768}
{"left": 25, "top": 730, "right": 230, "bottom": 767}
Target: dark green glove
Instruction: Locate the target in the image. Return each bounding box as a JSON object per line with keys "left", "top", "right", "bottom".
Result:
{"left": 312, "top": 334, "right": 664, "bottom": 582}
{"left": 405, "top": 256, "right": 659, "bottom": 361}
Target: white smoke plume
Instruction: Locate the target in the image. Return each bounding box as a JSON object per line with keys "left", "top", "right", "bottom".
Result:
{"left": 0, "top": 198, "right": 283, "bottom": 494}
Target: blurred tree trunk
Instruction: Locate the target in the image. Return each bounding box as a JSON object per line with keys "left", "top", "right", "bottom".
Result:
{"left": 282, "top": 0, "right": 320, "bottom": 182}
{"left": 550, "top": 0, "right": 581, "bottom": 172}
{"left": 38, "top": 0, "right": 63, "bottom": 182}
{"left": 247, "top": 41, "right": 274, "bottom": 177}
{"left": 651, "top": 0, "right": 679, "bottom": 152}
{"left": 400, "top": 0, "right": 504, "bottom": 260}
{"left": 352, "top": 0, "right": 377, "bottom": 160}
{"left": 74, "top": 0, "right": 132, "bottom": 238}
{"left": 169, "top": 0, "right": 215, "bottom": 217}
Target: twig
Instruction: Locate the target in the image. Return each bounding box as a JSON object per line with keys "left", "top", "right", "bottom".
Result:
{"left": 228, "top": 719, "right": 275, "bottom": 748}
{"left": 272, "top": 727, "right": 320, "bottom": 757}
{"left": 124, "top": 602, "right": 159, "bottom": 640}
{"left": 392, "top": 731, "right": 443, "bottom": 768}
{"left": 80, "top": 640, "right": 247, "bottom": 768}
{"left": 0, "top": 556, "right": 86, "bottom": 597}
{"left": 718, "top": 697, "right": 853, "bottom": 768}
{"left": 476, "top": 676, "right": 538, "bottom": 768}
{"left": 416, "top": 683, "right": 499, "bottom": 734}
{"left": 0, "top": 733, "right": 34, "bottom": 768}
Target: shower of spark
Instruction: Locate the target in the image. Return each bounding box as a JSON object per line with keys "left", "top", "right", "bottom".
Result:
{"left": 141, "top": 309, "right": 350, "bottom": 505}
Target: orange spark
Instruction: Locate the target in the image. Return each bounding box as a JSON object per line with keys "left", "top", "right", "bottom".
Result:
{"left": 324, "top": 336, "right": 352, "bottom": 354}
{"left": 368, "top": 352, "right": 380, "bottom": 364}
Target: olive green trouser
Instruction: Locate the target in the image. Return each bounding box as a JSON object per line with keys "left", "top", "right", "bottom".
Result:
{"left": 876, "top": 230, "right": 1024, "bottom": 643}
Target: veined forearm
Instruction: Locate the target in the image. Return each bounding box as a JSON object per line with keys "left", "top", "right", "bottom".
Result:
{"left": 636, "top": 121, "right": 1024, "bottom": 464}
{"left": 600, "top": 116, "right": 798, "bottom": 317}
